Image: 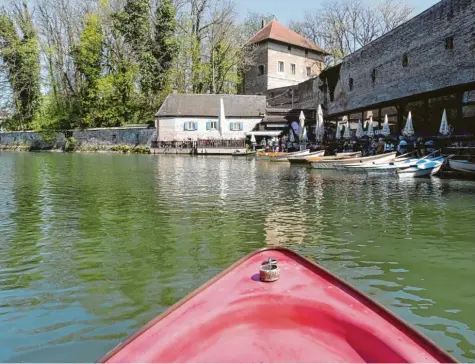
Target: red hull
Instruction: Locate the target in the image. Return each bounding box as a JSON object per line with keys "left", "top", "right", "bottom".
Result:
{"left": 100, "top": 248, "right": 455, "bottom": 363}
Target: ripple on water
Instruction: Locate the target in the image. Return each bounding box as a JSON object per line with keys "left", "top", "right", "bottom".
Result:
{"left": 0, "top": 152, "right": 474, "bottom": 361}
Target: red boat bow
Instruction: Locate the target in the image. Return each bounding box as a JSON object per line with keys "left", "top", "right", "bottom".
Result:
{"left": 100, "top": 248, "right": 456, "bottom": 363}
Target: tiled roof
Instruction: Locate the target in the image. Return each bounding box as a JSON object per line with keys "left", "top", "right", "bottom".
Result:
{"left": 156, "top": 94, "right": 266, "bottom": 118}
{"left": 247, "top": 20, "right": 328, "bottom": 55}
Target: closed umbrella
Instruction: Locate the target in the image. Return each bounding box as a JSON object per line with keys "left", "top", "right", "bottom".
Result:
{"left": 250, "top": 133, "right": 256, "bottom": 144}
{"left": 381, "top": 114, "right": 391, "bottom": 136}
{"left": 316, "top": 104, "right": 324, "bottom": 141}
{"left": 299, "top": 111, "right": 305, "bottom": 141}
{"left": 403, "top": 111, "right": 414, "bottom": 137}
{"left": 367, "top": 116, "right": 374, "bottom": 138}
{"left": 439, "top": 109, "right": 449, "bottom": 136}
{"left": 336, "top": 123, "right": 342, "bottom": 139}
{"left": 218, "top": 98, "right": 225, "bottom": 137}
{"left": 343, "top": 120, "right": 351, "bottom": 139}
{"left": 302, "top": 127, "right": 308, "bottom": 143}
{"left": 289, "top": 130, "right": 295, "bottom": 143}
{"left": 356, "top": 119, "right": 364, "bottom": 138}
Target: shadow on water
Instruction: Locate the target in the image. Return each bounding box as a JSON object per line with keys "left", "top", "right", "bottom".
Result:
{"left": 0, "top": 152, "right": 474, "bottom": 361}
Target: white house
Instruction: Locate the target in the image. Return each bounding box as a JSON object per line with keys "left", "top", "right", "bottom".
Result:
{"left": 155, "top": 94, "right": 266, "bottom": 141}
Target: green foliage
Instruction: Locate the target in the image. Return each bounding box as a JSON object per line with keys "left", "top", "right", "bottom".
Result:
{"left": 72, "top": 13, "right": 104, "bottom": 129}
{"left": 153, "top": 0, "right": 178, "bottom": 91}
{"left": 64, "top": 137, "right": 79, "bottom": 152}
{"left": 0, "top": 4, "right": 41, "bottom": 130}
{"left": 110, "top": 144, "right": 150, "bottom": 154}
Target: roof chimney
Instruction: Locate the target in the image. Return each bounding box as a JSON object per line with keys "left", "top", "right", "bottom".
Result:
{"left": 261, "top": 18, "right": 264, "bottom": 29}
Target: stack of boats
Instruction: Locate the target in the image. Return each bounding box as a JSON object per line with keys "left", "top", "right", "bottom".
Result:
{"left": 256, "top": 148, "right": 475, "bottom": 178}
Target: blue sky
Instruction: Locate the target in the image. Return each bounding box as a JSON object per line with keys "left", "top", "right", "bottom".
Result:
{"left": 235, "top": 0, "right": 440, "bottom": 25}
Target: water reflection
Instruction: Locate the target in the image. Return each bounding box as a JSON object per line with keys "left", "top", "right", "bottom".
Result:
{"left": 0, "top": 152, "right": 474, "bottom": 361}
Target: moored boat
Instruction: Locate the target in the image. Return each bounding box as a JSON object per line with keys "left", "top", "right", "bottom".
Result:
{"left": 100, "top": 248, "right": 455, "bottom": 363}
{"left": 397, "top": 157, "right": 444, "bottom": 178}
{"left": 289, "top": 152, "right": 362, "bottom": 166}
{"left": 256, "top": 151, "right": 287, "bottom": 160}
{"left": 269, "top": 149, "right": 312, "bottom": 162}
{"left": 311, "top": 152, "right": 397, "bottom": 170}
{"left": 447, "top": 158, "right": 475, "bottom": 175}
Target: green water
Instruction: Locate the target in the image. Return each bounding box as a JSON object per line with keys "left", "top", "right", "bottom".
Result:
{"left": 1, "top": 152, "right": 475, "bottom": 362}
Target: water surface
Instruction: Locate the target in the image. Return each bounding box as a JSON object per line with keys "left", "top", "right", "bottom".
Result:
{"left": 0, "top": 152, "right": 474, "bottom": 361}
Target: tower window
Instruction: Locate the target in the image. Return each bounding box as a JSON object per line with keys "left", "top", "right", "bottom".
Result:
{"left": 305, "top": 50, "right": 308, "bottom": 56}
{"left": 306, "top": 66, "right": 311, "bottom": 76}
{"left": 371, "top": 68, "right": 376, "bottom": 83}
{"left": 445, "top": 36, "right": 454, "bottom": 50}
{"left": 402, "top": 53, "right": 408, "bottom": 67}
{"left": 278, "top": 61, "right": 284, "bottom": 73}
{"left": 288, "top": 45, "right": 291, "bottom": 51}
{"left": 257, "top": 65, "right": 265, "bottom": 76}
{"left": 290, "top": 63, "right": 296, "bottom": 75}
{"left": 349, "top": 78, "right": 354, "bottom": 91}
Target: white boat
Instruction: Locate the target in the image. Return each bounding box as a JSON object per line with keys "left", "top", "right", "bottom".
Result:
{"left": 269, "top": 149, "right": 312, "bottom": 162}
{"left": 339, "top": 156, "right": 417, "bottom": 173}
{"left": 397, "top": 158, "right": 444, "bottom": 178}
{"left": 336, "top": 151, "right": 361, "bottom": 157}
{"left": 311, "top": 152, "right": 397, "bottom": 170}
{"left": 364, "top": 159, "right": 419, "bottom": 175}
{"left": 447, "top": 159, "right": 475, "bottom": 175}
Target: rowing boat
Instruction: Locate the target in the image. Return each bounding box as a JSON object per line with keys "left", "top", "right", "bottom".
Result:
{"left": 289, "top": 152, "right": 362, "bottom": 166}
{"left": 100, "top": 248, "right": 455, "bottom": 363}
{"left": 397, "top": 157, "right": 444, "bottom": 178}
{"left": 311, "top": 152, "right": 397, "bottom": 170}
{"left": 269, "top": 149, "right": 312, "bottom": 162}
{"left": 447, "top": 159, "right": 475, "bottom": 175}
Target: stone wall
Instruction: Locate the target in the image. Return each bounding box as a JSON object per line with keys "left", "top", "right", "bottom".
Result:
{"left": 266, "top": 0, "right": 475, "bottom": 118}
{"left": 243, "top": 43, "right": 268, "bottom": 95}
{"left": 327, "top": 0, "right": 475, "bottom": 116}
{"left": 0, "top": 126, "right": 156, "bottom": 150}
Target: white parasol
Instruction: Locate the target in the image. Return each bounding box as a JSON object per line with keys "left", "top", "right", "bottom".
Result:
{"left": 316, "top": 104, "right": 324, "bottom": 141}
{"left": 289, "top": 129, "right": 295, "bottom": 143}
{"left": 302, "top": 127, "right": 308, "bottom": 143}
{"left": 355, "top": 119, "right": 364, "bottom": 138}
{"left": 343, "top": 120, "right": 351, "bottom": 139}
{"left": 381, "top": 114, "right": 391, "bottom": 136}
{"left": 403, "top": 111, "right": 414, "bottom": 137}
{"left": 439, "top": 109, "right": 449, "bottom": 136}
{"left": 218, "top": 98, "right": 225, "bottom": 137}
{"left": 299, "top": 110, "right": 305, "bottom": 140}
{"left": 367, "top": 116, "right": 374, "bottom": 138}
{"left": 250, "top": 133, "right": 256, "bottom": 144}
{"left": 336, "top": 123, "right": 342, "bottom": 139}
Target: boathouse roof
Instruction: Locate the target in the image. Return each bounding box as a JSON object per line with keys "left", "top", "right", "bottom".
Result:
{"left": 156, "top": 94, "right": 266, "bottom": 118}
{"left": 247, "top": 20, "right": 328, "bottom": 55}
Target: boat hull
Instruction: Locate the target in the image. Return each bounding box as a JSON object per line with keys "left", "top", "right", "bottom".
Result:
{"left": 101, "top": 248, "right": 455, "bottom": 363}
{"left": 311, "top": 152, "right": 397, "bottom": 170}
{"left": 448, "top": 159, "right": 475, "bottom": 175}
{"left": 397, "top": 161, "right": 443, "bottom": 177}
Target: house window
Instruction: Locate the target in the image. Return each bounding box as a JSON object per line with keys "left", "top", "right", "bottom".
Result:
{"left": 184, "top": 121, "right": 198, "bottom": 131}
{"left": 306, "top": 67, "right": 311, "bottom": 77}
{"left": 349, "top": 78, "right": 354, "bottom": 91}
{"left": 445, "top": 36, "right": 454, "bottom": 50}
{"left": 288, "top": 45, "right": 291, "bottom": 51}
{"left": 402, "top": 53, "right": 408, "bottom": 67}
{"left": 257, "top": 65, "right": 265, "bottom": 76}
{"left": 290, "top": 63, "right": 296, "bottom": 75}
{"left": 229, "top": 121, "right": 243, "bottom": 131}
{"left": 206, "top": 120, "right": 218, "bottom": 130}
{"left": 305, "top": 50, "right": 308, "bottom": 56}
{"left": 278, "top": 61, "right": 284, "bottom": 73}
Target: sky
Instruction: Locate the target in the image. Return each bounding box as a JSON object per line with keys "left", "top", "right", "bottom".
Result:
{"left": 235, "top": 0, "right": 440, "bottom": 25}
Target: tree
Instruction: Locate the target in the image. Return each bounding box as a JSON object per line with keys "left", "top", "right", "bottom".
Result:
{"left": 290, "top": 0, "right": 414, "bottom": 66}
{"left": 0, "top": 2, "right": 41, "bottom": 130}
{"left": 242, "top": 11, "right": 274, "bottom": 40}
{"left": 153, "top": 0, "right": 178, "bottom": 92}
{"left": 72, "top": 13, "right": 104, "bottom": 128}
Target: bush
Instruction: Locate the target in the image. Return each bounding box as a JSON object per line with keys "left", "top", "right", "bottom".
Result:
{"left": 111, "top": 144, "right": 132, "bottom": 153}
{"left": 64, "top": 137, "right": 78, "bottom": 152}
